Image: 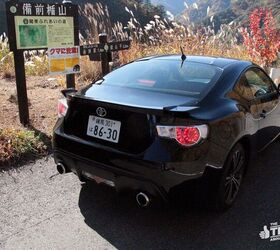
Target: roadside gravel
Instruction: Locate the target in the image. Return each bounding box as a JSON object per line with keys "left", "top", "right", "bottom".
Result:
{"left": 0, "top": 157, "right": 115, "bottom": 250}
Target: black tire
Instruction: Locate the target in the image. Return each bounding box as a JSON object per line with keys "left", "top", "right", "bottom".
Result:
{"left": 213, "top": 143, "right": 247, "bottom": 211}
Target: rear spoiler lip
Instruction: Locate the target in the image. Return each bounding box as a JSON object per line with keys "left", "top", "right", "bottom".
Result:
{"left": 163, "top": 105, "right": 198, "bottom": 112}
{"left": 71, "top": 95, "right": 198, "bottom": 115}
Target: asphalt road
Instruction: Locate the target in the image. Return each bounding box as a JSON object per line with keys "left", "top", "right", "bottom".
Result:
{"left": 1, "top": 142, "right": 280, "bottom": 250}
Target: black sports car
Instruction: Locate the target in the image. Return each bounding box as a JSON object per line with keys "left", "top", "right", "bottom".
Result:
{"left": 53, "top": 55, "right": 280, "bottom": 210}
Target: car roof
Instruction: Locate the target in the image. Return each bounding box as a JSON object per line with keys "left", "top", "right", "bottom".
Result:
{"left": 136, "top": 54, "right": 253, "bottom": 69}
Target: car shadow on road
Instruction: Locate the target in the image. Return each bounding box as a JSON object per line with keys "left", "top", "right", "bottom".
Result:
{"left": 78, "top": 142, "right": 280, "bottom": 249}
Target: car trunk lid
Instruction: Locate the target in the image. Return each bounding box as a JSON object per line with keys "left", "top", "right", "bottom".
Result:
{"left": 63, "top": 85, "right": 199, "bottom": 154}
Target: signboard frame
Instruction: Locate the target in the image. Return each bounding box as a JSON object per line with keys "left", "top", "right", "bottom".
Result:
{"left": 6, "top": 1, "right": 79, "bottom": 51}
{"left": 5, "top": 0, "right": 79, "bottom": 125}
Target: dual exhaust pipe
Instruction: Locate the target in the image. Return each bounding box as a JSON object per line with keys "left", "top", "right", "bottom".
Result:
{"left": 57, "top": 163, "right": 69, "bottom": 175}
{"left": 136, "top": 192, "right": 151, "bottom": 208}
{"left": 57, "top": 163, "right": 152, "bottom": 208}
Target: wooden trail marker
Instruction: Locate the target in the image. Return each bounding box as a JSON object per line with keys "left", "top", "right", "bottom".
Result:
{"left": 80, "top": 34, "right": 131, "bottom": 76}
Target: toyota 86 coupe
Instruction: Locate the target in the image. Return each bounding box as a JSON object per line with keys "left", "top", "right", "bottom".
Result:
{"left": 53, "top": 55, "right": 280, "bottom": 210}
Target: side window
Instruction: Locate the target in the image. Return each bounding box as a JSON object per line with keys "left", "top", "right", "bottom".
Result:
{"left": 234, "top": 74, "right": 254, "bottom": 101}
{"left": 245, "top": 69, "right": 275, "bottom": 98}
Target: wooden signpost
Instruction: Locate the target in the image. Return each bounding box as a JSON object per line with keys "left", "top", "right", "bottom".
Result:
{"left": 5, "top": 1, "right": 131, "bottom": 126}
{"left": 5, "top": 0, "right": 79, "bottom": 125}
{"left": 80, "top": 34, "right": 131, "bottom": 75}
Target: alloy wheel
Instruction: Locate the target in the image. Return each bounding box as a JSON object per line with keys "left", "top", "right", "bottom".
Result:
{"left": 224, "top": 149, "right": 245, "bottom": 204}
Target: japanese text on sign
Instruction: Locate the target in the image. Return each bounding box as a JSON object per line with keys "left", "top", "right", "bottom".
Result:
{"left": 11, "top": 3, "right": 69, "bottom": 16}
{"left": 15, "top": 16, "right": 74, "bottom": 49}
{"left": 6, "top": 1, "right": 79, "bottom": 51}
{"left": 80, "top": 41, "right": 131, "bottom": 56}
{"left": 48, "top": 46, "right": 80, "bottom": 75}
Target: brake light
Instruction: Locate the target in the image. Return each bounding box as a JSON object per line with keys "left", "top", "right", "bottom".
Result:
{"left": 156, "top": 125, "right": 208, "bottom": 146}
{"left": 58, "top": 98, "right": 68, "bottom": 118}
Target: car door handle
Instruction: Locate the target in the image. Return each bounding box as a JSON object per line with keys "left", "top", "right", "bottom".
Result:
{"left": 260, "top": 110, "right": 266, "bottom": 118}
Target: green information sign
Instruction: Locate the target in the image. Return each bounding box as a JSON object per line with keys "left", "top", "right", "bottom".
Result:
{"left": 15, "top": 16, "right": 74, "bottom": 49}
{"left": 5, "top": 1, "right": 79, "bottom": 51}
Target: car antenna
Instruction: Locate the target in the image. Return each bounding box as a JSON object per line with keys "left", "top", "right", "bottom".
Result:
{"left": 180, "top": 46, "right": 186, "bottom": 68}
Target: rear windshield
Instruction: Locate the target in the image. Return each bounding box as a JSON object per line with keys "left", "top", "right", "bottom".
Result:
{"left": 99, "top": 59, "right": 223, "bottom": 97}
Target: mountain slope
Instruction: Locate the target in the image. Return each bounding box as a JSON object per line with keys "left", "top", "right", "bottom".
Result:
{"left": 0, "top": 0, "right": 165, "bottom": 35}
{"left": 177, "top": 0, "right": 280, "bottom": 29}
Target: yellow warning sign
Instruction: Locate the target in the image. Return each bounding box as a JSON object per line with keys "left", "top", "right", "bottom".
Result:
{"left": 48, "top": 46, "right": 80, "bottom": 75}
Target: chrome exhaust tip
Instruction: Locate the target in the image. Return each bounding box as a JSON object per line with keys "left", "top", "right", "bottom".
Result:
{"left": 57, "top": 163, "right": 68, "bottom": 175}
{"left": 136, "top": 192, "right": 151, "bottom": 208}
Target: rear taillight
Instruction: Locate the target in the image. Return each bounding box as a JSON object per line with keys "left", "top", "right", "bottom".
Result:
{"left": 156, "top": 125, "right": 208, "bottom": 146}
{"left": 58, "top": 98, "right": 68, "bottom": 118}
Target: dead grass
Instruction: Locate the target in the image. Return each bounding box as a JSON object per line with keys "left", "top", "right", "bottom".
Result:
{"left": 25, "top": 52, "right": 49, "bottom": 76}
{"left": 0, "top": 76, "right": 62, "bottom": 167}
{"left": 0, "top": 76, "right": 61, "bottom": 133}
{"left": 76, "top": 57, "right": 102, "bottom": 85}
{"left": 119, "top": 42, "right": 253, "bottom": 65}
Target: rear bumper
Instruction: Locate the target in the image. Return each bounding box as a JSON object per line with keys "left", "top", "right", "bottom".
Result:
{"left": 54, "top": 149, "right": 172, "bottom": 200}
{"left": 53, "top": 122, "right": 210, "bottom": 199}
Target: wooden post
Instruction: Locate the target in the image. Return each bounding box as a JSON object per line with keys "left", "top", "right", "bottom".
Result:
{"left": 13, "top": 50, "right": 29, "bottom": 126}
{"left": 66, "top": 74, "right": 75, "bottom": 88}
{"left": 63, "top": 0, "right": 76, "bottom": 89}
{"left": 99, "top": 33, "right": 110, "bottom": 76}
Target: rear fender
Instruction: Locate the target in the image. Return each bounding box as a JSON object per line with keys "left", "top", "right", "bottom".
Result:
{"left": 222, "top": 134, "right": 254, "bottom": 170}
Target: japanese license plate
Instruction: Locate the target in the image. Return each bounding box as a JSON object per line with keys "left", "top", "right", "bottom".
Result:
{"left": 87, "top": 115, "right": 121, "bottom": 143}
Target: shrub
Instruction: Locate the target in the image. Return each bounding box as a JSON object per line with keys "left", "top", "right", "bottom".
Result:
{"left": 0, "top": 129, "right": 48, "bottom": 166}
{"left": 240, "top": 8, "right": 280, "bottom": 67}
